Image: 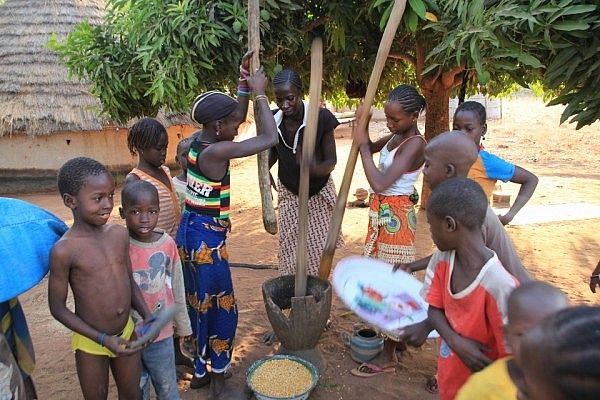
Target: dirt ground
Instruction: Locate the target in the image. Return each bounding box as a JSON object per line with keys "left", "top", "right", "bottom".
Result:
{"left": 11, "top": 92, "right": 600, "bottom": 399}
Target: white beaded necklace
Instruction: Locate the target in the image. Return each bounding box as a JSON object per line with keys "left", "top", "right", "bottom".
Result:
{"left": 275, "top": 100, "right": 308, "bottom": 154}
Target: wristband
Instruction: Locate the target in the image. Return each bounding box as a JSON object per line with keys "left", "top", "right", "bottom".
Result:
{"left": 239, "top": 66, "right": 250, "bottom": 80}
{"left": 98, "top": 332, "right": 107, "bottom": 347}
{"left": 237, "top": 89, "right": 250, "bottom": 98}
{"left": 254, "top": 94, "right": 268, "bottom": 102}
{"left": 592, "top": 274, "right": 600, "bottom": 279}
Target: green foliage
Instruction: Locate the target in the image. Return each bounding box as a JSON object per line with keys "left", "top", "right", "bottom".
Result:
{"left": 51, "top": 0, "right": 415, "bottom": 122}
{"left": 50, "top": 0, "right": 297, "bottom": 122}
{"left": 538, "top": 1, "right": 600, "bottom": 128}
{"left": 373, "top": 0, "right": 428, "bottom": 32}
{"left": 417, "top": 0, "right": 600, "bottom": 127}
{"left": 421, "top": 0, "right": 546, "bottom": 85}
{"left": 51, "top": 0, "right": 600, "bottom": 128}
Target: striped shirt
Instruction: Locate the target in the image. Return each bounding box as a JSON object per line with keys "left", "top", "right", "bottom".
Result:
{"left": 185, "top": 141, "right": 230, "bottom": 219}
{"left": 129, "top": 167, "right": 181, "bottom": 238}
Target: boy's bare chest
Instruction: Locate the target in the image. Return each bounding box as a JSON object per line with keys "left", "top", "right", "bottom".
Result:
{"left": 70, "top": 239, "right": 128, "bottom": 280}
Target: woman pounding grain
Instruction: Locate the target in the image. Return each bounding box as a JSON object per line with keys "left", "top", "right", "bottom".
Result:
{"left": 269, "top": 69, "right": 344, "bottom": 277}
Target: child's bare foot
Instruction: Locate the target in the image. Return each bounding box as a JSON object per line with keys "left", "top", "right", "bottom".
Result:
{"left": 190, "top": 374, "right": 210, "bottom": 389}
{"left": 378, "top": 338, "right": 411, "bottom": 369}
{"left": 394, "top": 339, "right": 408, "bottom": 353}
{"left": 208, "top": 372, "right": 244, "bottom": 400}
{"left": 174, "top": 337, "right": 194, "bottom": 368}
{"left": 425, "top": 376, "right": 438, "bottom": 394}
{"left": 380, "top": 338, "right": 399, "bottom": 367}
{"left": 261, "top": 331, "right": 277, "bottom": 345}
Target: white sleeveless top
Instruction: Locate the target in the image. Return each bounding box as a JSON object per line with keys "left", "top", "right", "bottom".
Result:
{"left": 377, "top": 135, "right": 425, "bottom": 196}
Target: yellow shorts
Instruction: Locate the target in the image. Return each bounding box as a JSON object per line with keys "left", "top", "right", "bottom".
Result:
{"left": 71, "top": 316, "right": 134, "bottom": 358}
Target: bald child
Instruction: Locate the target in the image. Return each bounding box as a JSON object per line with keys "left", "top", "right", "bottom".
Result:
{"left": 456, "top": 281, "right": 569, "bottom": 399}
{"left": 399, "top": 130, "right": 529, "bottom": 282}
{"left": 396, "top": 131, "right": 531, "bottom": 346}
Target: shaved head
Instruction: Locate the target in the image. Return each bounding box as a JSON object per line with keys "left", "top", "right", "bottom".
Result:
{"left": 508, "top": 281, "right": 569, "bottom": 326}
{"left": 507, "top": 281, "right": 570, "bottom": 374}
{"left": 426, "top": 130, "right": 479, "bottom": 177}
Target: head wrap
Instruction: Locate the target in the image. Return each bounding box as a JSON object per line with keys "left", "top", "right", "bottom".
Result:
{"left": 190, "top": 91, "right": 239, "bottom": 124}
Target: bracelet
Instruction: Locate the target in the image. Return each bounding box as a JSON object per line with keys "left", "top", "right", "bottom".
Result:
{"left": 239, "top": 66, "right": 249, "bottom": 80}
{"left": 98, "top": 332, "right": 107, "bottom": 347}
{"left": 237, "top": 89, "right": 250, "bottom": 98}
{"left": 254, "top": 94, "right": 268, "bottom": 102}
{"left": 592, "top": 274, "right": 600, "bottom": 279}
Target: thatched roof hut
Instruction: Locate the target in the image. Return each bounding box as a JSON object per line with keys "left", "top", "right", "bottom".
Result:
{"left": 0, "top": 0, "right": 107, "bottom": 137}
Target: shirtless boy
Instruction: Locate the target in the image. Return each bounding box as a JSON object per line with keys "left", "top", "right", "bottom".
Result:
{"left": 48, "top": 157, "right": 151, "bottom": 400}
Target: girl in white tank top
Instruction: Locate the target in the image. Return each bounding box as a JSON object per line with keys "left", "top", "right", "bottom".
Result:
{"left": 352, "top": 84, "right": 427, "bottom": 364}
{"left": 378, "top": 135, "right": 426, "bottom": 196}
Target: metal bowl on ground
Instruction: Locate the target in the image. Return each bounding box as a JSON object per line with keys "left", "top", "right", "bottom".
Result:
{"left": 246, "top": 355, "right": 319, "bottom": 400}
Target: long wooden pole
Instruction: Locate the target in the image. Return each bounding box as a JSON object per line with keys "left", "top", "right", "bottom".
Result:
{"left": 249, "top": 0, "right": 277, "bottom": 235}
{"left": 318, "top": 0, "right": 408, "bottom": 280}
{"left": 295, "top": 37, "right": 323, "bottom": 297}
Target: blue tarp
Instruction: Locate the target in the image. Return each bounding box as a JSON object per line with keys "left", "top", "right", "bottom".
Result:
{"left": 0, "top": 198, "right": 68, "bottom": 301}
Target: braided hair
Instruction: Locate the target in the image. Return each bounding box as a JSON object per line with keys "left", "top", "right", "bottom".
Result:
{"left": 522, "top": 306, "right": 600, "bottom": 400}
{"left": 387, "top": 85, "right": 426, "bottom": 114}
{"left": 272, "top": 69, "right": 303, "bottom": 91}
{"left": 127, "top": 118, "right": 167, "bottom": 156}
{"left": 57, "top": 157, "right": 110, "bottom": 196}
{"left": 455, "top": 101, "right": 486, "bottom": 125}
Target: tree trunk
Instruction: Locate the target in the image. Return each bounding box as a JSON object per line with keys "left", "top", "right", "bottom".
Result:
{"left": 249, "top": 0, "right": 277, "bottom": 234}
{"left": 422, "top": 83, "right": 450, "bottom": 143}
{"left": 420, "top": 81, "right": 450, "bottom": 208}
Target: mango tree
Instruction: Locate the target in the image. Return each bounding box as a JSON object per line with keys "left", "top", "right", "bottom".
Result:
{"left": 51, "top": 0, "right": 599, "bottom": 134}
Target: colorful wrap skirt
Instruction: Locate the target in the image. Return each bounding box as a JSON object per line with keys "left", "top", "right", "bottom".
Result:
{"left": 176, "top": 212, "right": 237, "bottom": 377}
{"left": 363, "top": 194, "right": 418, "bottom": 264}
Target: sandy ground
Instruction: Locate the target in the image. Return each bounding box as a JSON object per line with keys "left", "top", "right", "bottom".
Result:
{"left": 10, "top": 92, "right": 600, "bottom": 399}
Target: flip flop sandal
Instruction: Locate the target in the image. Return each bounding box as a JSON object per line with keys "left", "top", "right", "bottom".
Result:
{"left": 425, "top": 376, "right": 439, "bottom": 394}
{"left": 350, "top": 363, "right": 395, "bottom": 377}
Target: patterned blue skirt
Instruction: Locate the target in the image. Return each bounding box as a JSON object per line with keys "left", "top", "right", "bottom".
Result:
{"left": 176, "top": 212, "right": 238, "bottom": 377}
